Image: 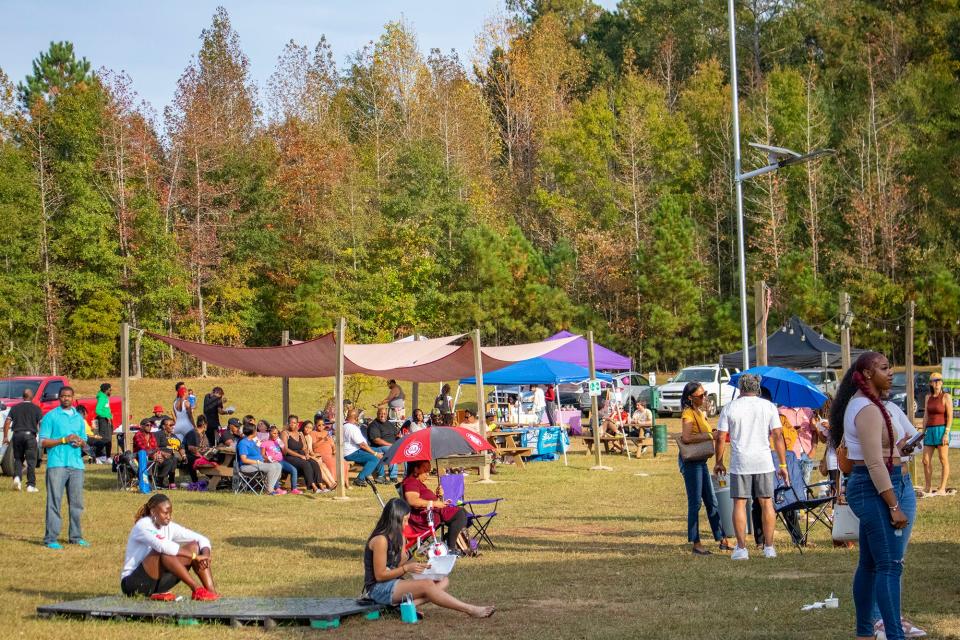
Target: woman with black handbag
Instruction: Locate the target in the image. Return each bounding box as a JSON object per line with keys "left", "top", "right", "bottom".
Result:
{"left": 678, "top": 382, "right": 731, "bottom": 555}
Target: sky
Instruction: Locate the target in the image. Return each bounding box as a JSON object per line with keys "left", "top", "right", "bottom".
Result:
{"left": 1, "top": 0, "right": 618, "bottom": 116}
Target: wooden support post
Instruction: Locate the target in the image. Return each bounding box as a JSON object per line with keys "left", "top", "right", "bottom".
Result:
{"left": 906, "top": 301, "right": 916, "bottom": 421}
{"left": 473, "top": 329, "right": 493, "bottom": 483}
{"left": 333, "top": 318, "right": 349, "bottom": 500}
{"left": 840, "top": 292, "right": 852, "bottom": 376}
{"left": 588, "top": 330, "right": 611, "bottom": 471}
{"left": 411, "top": 334, "right": 420, "bottom": 415}
{"left": 754, "top": 280, "right": 767, "bottom": 367}
{"left": 121, "top": 322, "right": 130, "bottom": 452}
{"left": 281, "top": 330, "right": 290, "bottom": 426}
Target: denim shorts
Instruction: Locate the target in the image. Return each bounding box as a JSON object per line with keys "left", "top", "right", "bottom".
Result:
{"left": 366, "top": 579, "right": 398, "bottom": 605}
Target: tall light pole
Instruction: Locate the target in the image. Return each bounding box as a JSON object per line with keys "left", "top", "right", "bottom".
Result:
{"left": 727, "top": 0, "right": 833, "bottom": 371}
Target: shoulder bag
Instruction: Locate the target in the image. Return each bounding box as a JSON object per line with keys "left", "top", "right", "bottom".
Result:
{"left": 836, "top": 434, "right": 853, "bottom": 475}
{"left": 675, "top": 435, "right": 715, "bottom": 462}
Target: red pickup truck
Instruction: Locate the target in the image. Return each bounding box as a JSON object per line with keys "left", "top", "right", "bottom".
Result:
{"left": 0, "top": 376, "right": 123, "bottom": 427}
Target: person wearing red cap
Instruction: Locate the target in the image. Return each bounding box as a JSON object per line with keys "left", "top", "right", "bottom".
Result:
{"left": 142, "top": 405, "right": 166, "bottom": 432}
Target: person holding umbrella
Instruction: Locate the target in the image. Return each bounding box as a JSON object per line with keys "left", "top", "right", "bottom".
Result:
{"left": 402, "top": 461, "right": 469, "bottom": 555}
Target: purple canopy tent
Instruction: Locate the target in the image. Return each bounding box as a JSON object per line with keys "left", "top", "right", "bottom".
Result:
{"left": 545, "top": 330, "right": 631, "bottom": 371}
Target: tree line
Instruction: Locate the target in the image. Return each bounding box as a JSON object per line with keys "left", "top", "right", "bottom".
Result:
{"left": 1, "top": 1, "right": 959, "bottom": 378}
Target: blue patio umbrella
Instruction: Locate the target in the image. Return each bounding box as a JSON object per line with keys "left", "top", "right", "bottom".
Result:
{"left": 728, "top": 366, "right": 828, "bottom": 409}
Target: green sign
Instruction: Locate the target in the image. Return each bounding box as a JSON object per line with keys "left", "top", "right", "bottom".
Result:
{"left": 587, "top": 379, "right": 602, "bottom": 397}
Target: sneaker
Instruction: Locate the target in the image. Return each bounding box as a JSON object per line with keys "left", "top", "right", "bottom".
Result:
{"left": 289, "top": 488, "right": 303, "bottom": 495}
{"left": 762, "top": 545, "right": 777, "bottom": 559}
{"left": 375, "top": 477, "right": 391, "bottom": 485}
{"left": 73, "top": 539, "right": 91, "bottom": 547}
{"left": 731, "top": 546, "right": 749, "bottom": 561}
{"left": 271, "top": 489, "right": 287, "bottom": 496}
{"left": 191, "top": 587, "right": 219, "bottom": 602}
{"left": 45, "top": 542, "right": 63, "bottom": 550}
{"left": 150, "top": 592, "right": 176, "bottom": 601}
{"left": 351, "top": 479, "right": 369, "bottom": 488}
{"left": 27, "top": 485, "right": 38, "bottom": 493}
{"left": 12, "top": 477, "right": 21, "bottom": 491}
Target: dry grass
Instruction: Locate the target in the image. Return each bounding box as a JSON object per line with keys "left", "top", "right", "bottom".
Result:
{"left": 2, "top": 378, "right": 959, "bottom": 639}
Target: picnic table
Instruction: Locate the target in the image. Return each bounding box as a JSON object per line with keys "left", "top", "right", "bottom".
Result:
{"left": 486, "top": 430, "right": 532, "bottom": 469}
{"left": 197, "top": 446, "right": 236, "bottom": 489}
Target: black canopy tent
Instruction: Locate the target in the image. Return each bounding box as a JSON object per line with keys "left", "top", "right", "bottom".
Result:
{"left": 720, "top": 316, "right": 865, "bottom": 369}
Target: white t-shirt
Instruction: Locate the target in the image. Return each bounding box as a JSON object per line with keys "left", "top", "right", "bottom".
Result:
{"left": 341, "top": 422, "right": 368, "bottom": 457}
{"left": 716, "top": 395, "right": 781, "bottom": 475}
{"left": 121, "top": 517, "right": 210, "bottom": 579}
{"left": 532, "top": 388, "right": 546, "bottom": 412}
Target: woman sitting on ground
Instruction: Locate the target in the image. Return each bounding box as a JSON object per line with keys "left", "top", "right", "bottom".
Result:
{"left": 363, "top": 498, "right": 494, "bottom": 617}
{"left": 402, "top": 460, "right": 469, "bottom": 555}
{"left": 121, "top": 493, "right": 219, "bottom": 601}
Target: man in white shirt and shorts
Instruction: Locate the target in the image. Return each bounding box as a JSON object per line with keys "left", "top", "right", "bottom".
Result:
{"left": 714, "top": 373, "right": 788, "bottom": 560}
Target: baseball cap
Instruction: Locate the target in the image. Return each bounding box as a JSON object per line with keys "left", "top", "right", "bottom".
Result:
{"left": 227, "top": 417, "right": 241, "bottom": 427}
{"left": 930, "top": 372, "right": 943, "bottom": 381}
{"left": 153, "top": 404, "right": 164, "bottom": 413}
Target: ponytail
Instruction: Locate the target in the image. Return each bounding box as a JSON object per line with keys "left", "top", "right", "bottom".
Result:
{"left": 135, "top": 493, "right": 170, "bottom": 523}
{"left": 829, "top": 351, "right": 895, "bottom": 470}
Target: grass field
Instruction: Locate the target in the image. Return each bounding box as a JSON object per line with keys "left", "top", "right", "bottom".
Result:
{"left": 2, "top": 378, "right": 959, "bottom": 639}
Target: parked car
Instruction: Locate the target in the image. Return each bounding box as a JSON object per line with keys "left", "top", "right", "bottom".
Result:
{"left": 794, "top": 369, "right": 839, "bottom": 397}
{"left": 656, "top": 365, "right": 739, "bottom": 417}
{"left": 0, "top": 376, "right": 123, "bottom": 426}
{"left": 888, "top": 371, "right": 931, "bottom": 418}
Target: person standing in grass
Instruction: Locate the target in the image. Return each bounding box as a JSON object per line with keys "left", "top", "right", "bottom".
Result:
{"left": 679, "top": 382, "right": 731, "bottom": 556}
{"left": 921, "top": 372, "right": 952, "bottom": 496}
{"left": 3, "top": 388, "right": 42, "bottom": 493}
{"left": 714, "top": 373, "right": 788, "bottom": 561}
{"left": 121, "top": 493, "right": 218, "bottom": 601}
{"left": 93, "top": 383, "right": 113, "bottom": 463}
{"left": 39, "top": 386, "right": 89, "bottom": 550}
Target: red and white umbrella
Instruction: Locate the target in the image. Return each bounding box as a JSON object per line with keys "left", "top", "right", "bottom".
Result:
{"left": 383, "top": 426, "right": 494, "bottom": 465}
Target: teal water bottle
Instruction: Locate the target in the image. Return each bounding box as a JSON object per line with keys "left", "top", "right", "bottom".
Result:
{"left": 400, "top": 593, "right": 418, "bottom": 624}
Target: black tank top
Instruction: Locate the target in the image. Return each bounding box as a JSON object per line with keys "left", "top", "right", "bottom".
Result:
{"left": 363, "top": 535, "right": 400, "bottom": 594}
{"left": 286, "top": 433, "right": 305, "bottom": 454}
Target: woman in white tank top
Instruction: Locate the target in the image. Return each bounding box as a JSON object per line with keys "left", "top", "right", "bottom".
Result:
{"left": 172, "top": 382, "right": 194, "bottom": 439}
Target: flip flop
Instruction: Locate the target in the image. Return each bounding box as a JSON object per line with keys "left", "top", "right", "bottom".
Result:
{"left": 692, "top": 547, "right": 712, "bottom": 556}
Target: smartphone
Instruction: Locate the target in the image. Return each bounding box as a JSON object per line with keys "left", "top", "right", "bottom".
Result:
{"left": 902, "top": 430, "right": 924, "bottom": 452}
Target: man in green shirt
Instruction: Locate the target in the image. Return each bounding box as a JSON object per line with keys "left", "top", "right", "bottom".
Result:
{"left": 38, "top": 386, "right": 89, "bottom": 550}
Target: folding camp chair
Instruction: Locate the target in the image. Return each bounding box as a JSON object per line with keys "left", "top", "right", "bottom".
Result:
{"left": 773, "top": 452, "right": 835, "bottom": 554}
{"left": 440, "top": 473, "right": 502, "bottom": 551}
{"left": 233, "top": 458, "right": 267, "bottom": 495}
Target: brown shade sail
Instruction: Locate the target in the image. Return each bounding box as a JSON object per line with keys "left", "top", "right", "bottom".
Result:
{"left": 147, "top": 332, "right": 579, "bottom": 382}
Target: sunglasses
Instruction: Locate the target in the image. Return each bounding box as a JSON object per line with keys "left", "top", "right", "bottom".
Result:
{"left": 692, "top": 392, "right": 707, "bottom": 399}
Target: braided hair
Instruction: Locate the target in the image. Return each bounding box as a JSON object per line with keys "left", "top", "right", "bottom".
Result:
{"left": 134, "top": 493, "right": 170, "bottom": 523}
{"left": 829, "top": 351, "right": 896, "bottom": 471}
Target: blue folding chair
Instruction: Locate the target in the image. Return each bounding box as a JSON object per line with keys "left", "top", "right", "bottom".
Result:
{"left": 772, "top": 451, "right": 835, "bottom": 553}
{"left": 440, "top": 473, "right": 502, "bottom": 551}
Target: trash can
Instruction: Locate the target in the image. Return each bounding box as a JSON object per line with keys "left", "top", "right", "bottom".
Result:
{"left": 652, "top": 424, "right": 668, "bottom": 456}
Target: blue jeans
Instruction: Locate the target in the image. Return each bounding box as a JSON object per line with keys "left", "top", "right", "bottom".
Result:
{"left": 846, "top": 466, "right": 914, "bottom": 640}
{"left": 679, "top": 457, "right": 725, "bottom": 543}
{"left": 373, "top": 445, "right": 398, "bottom": 480}
{"left": 345, "top": 450, "right": 382, "bottom": 482}
{"left": 278, "top": 460, "right": 298, "bottom": 489}
{"left": 869, "top": 471, "right": 917, "bottom": 630}
{"left": 45, "top": 466, "right": 85, "bottom": 544}
{"left": 799, "top": 453, "right": 815, "bottom": 485}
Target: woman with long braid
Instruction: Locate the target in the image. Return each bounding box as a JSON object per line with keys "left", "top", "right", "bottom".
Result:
{"left": 829, "top": 352, "right": 914, "bottom": 640}
{"left": 120, "top": 494, "right": 219, "bottom": 601}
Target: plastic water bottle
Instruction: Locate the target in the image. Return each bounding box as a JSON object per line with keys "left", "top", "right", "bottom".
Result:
{"left": 894, "top": 529, "right": 903, "bottom": 537}
{"left": 400, "top": 594, "right": 418, "bottom": 624}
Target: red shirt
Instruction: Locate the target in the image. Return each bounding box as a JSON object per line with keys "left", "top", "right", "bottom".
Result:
{"left": 133, "top": 430, "right": 158, "bottom": 454}
{"left": 544, "top": 386, "right": 556, "bottom": 402}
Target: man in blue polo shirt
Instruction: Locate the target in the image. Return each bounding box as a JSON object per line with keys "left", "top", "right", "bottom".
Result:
{"left": 38, "top": 386, "right": 89, "bottom": 549}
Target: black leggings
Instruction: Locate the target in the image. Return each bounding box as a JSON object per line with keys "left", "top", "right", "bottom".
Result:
{"left": 443, "top": 508, "right": 468, "bottom": 550}
{"left": 152, "top": 455, "right": 177, "bottom": 486}
{"left": 284, "top": 455, "right": 321, "bottom": 488}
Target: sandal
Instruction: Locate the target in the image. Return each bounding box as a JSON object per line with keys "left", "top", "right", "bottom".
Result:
{"left": 718, "top": 542, "right": 734, "bottom": 551}
{"left": 692, "top": 547, "right": 712, "bottom": 556}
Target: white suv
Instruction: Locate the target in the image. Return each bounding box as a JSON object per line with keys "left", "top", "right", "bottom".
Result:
{"left": 656, "top": 364, "right": 739, "bottom": 417}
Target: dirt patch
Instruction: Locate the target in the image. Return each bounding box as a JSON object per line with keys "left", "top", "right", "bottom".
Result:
{"left": 502, "top": 524, "right": 626, "bottom": 537}
{"left": 767, "top": 571, "right": 822, "bottom": 580}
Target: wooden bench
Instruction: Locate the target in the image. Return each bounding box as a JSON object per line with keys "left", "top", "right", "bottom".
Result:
{"left": 435, "top": 453, "right": 487, "bottom": 475}
{"left": 582, "top": 435, "right": 650, "bottom": 457}
{"left": 492, "top": 446, "right": 533, "bottom": 469}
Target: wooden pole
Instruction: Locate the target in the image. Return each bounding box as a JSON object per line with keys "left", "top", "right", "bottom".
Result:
{"left": 121, "top": 322, "right": 130, "bottom": 452}
{"left": 840, "top": 292, "right": 852, "bottom": 376}
{"left": 281, "top": 330, "right": 290, "bottom": 426}
{"left": 754, "top": 280, "right": 767, "bottom": 367}
{"left": 588, "top": 330, "right": 611, "bottom": 471}
{"left": 473, "top": 329, "right": 492, "bottom": 482}
{"left": 411, "top": 332, "right": 420, "bottom": 416}
{"left": 906, "top": 301, "right": 916, "bottom": 421}
{"left": 333, "top": 317, "right": 349, "bottom": 500}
